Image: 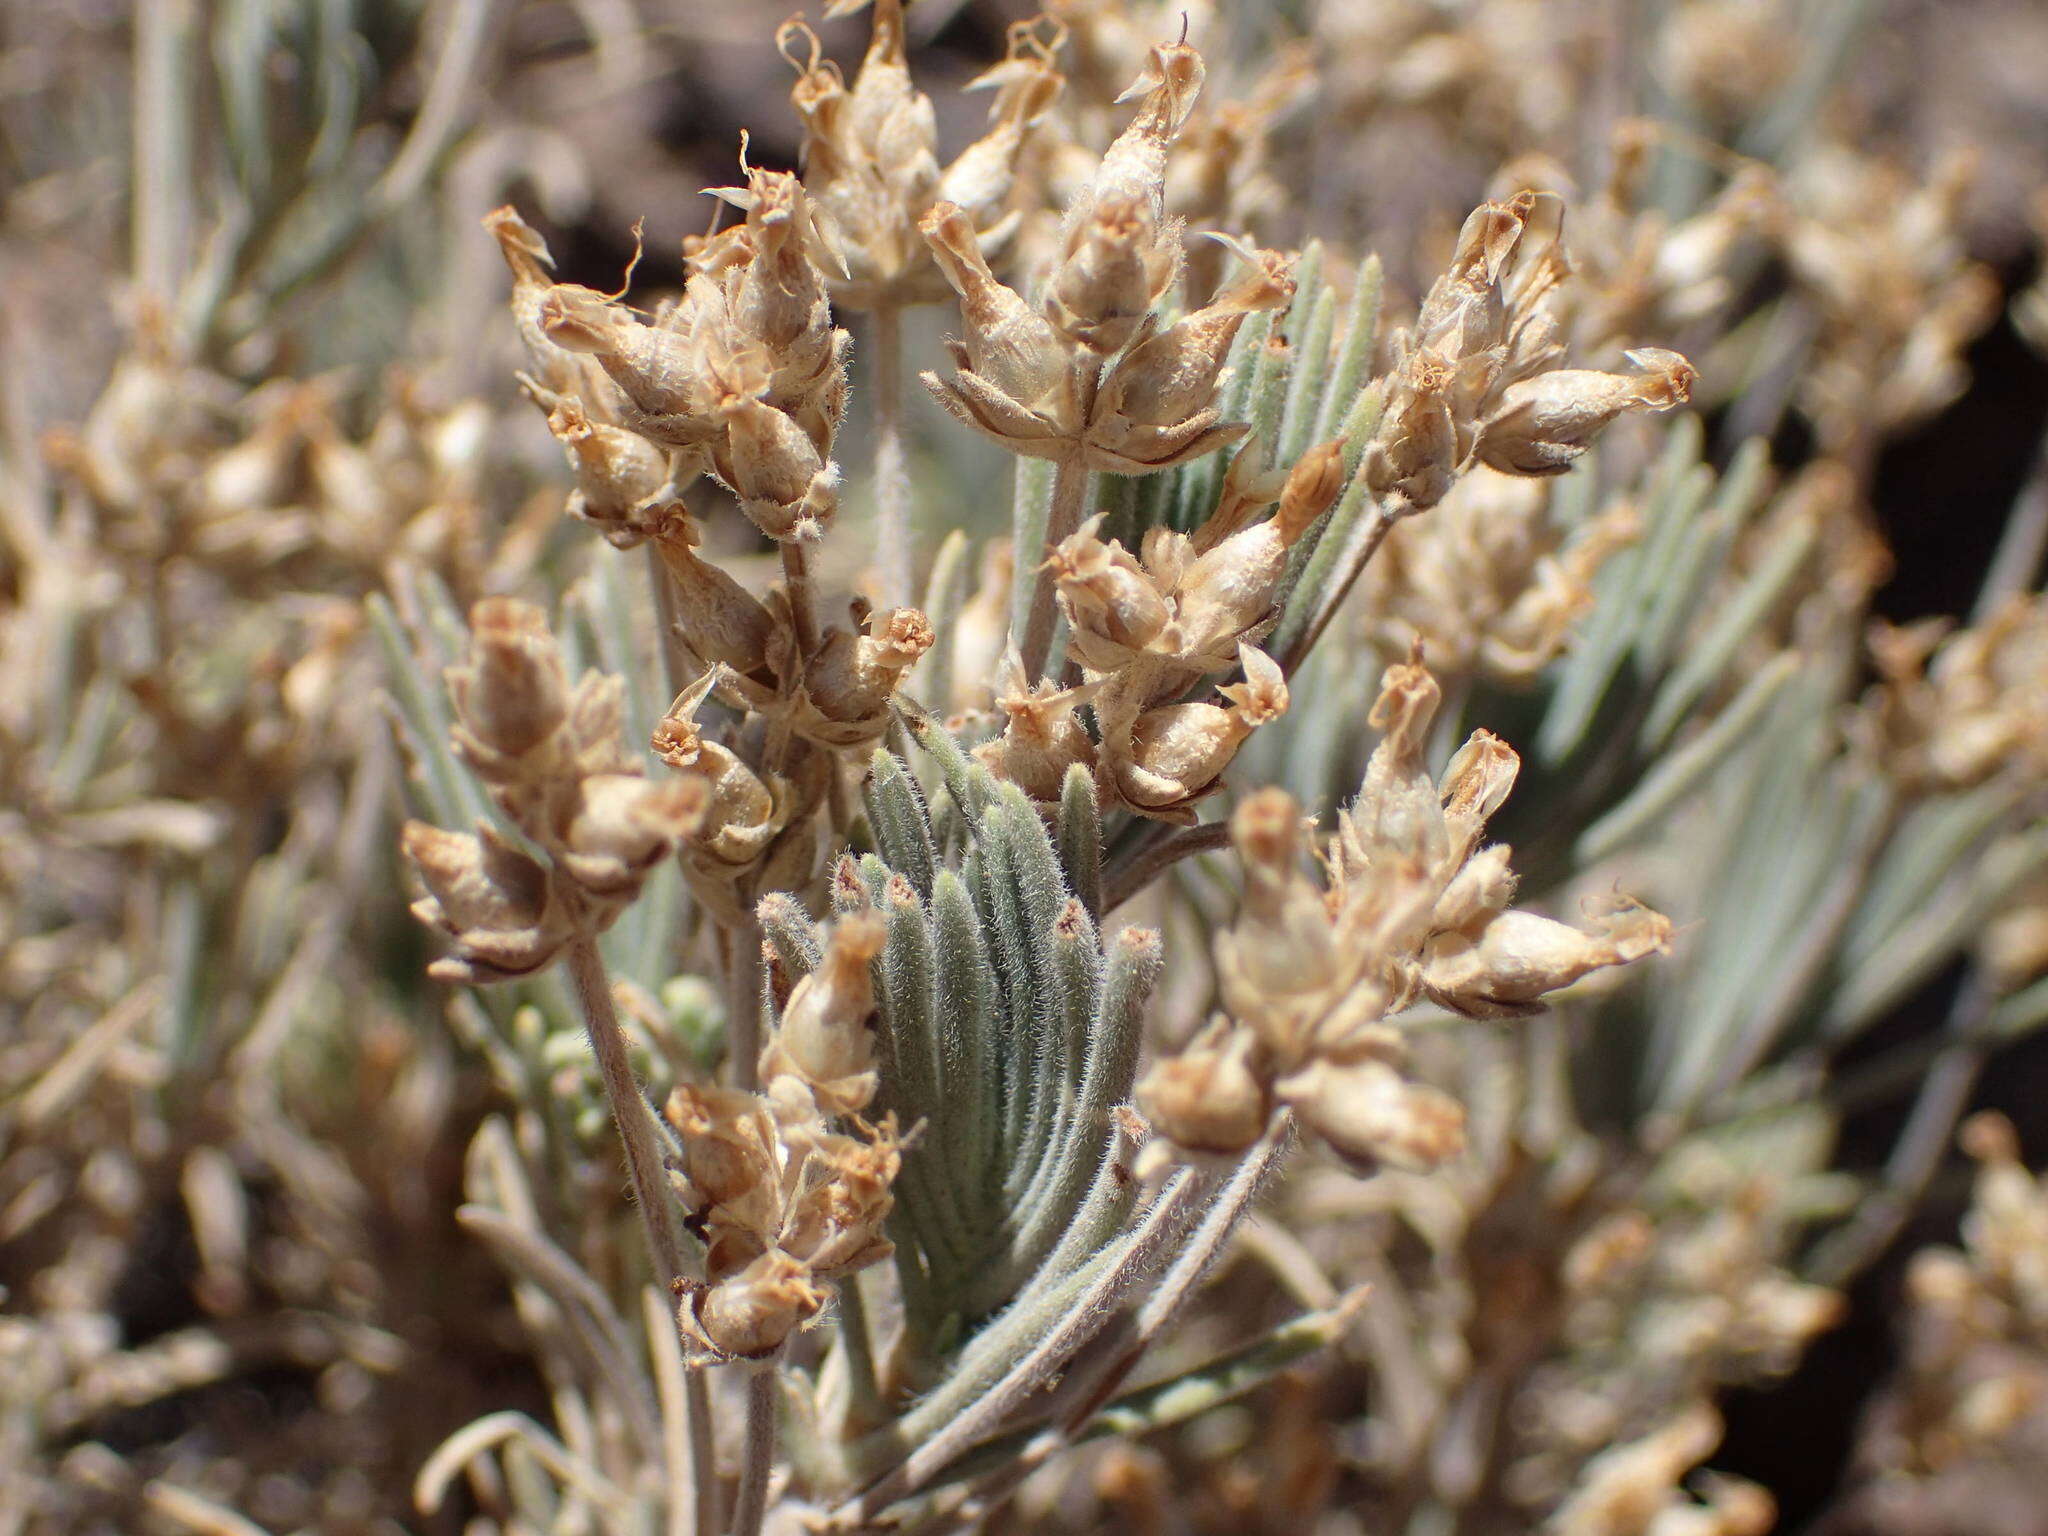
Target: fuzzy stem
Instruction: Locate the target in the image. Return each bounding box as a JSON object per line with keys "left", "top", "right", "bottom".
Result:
{"left": 643, "top": 1286, "right": 719, "bottom": 1536}
{"left": 133, "top": 0, "right": 195, "bottom": 308}
{"left": 730, "top": 1364, "right": 780, "bottom": 1536}
{"left": 646, "top": 543, "right": 694, "bottom": 699}
{"left": 564, "top": 937, "right": 692, "bottom": 1288}
{"left": 1279, "top": 496, "right": 1404, "bottom": 675}
{"left": 1018, "top": 455, "right": 1091, "bottom": 683}
{"left": 871, "top": 305, "right": 916, "bottom": 609}
{"left": 835, "top": 1270, "right": 884, "bottom": 1431}
{"left": 724, "top": 915, "right": 764, "bottom": 1091}
{"left": 780, "top": 539, "right": 823, "bottom": 660}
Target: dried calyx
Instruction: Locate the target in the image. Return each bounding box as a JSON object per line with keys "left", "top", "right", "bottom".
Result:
{"left": 1140, "top": 650, "right": 1671, "bottom": 1170}
{"left": 404, "top": 599, "right": 705, "bottom": 983}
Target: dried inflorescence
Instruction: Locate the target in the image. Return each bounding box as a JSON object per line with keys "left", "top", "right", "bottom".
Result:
{"left": 777, "top": 1, "right": 1063, "bottom": 312}
{"left": 1354, "top": 464, "right": 1641, "bottom": 684}
{"left": 1840, "top": 1114, "right": 2048, "bottom": 1535}
{"left": 919, "top": 40, "right": 1296, "bottom": 475}
{"left": 1364, "top": 190, "right": 1696, "bottom": 515}
{"left": 1864, "top": 593, "right": 2048, "bottom": 794}
{"left": 1140, "top": 651, "right": 1671, "bottom": 1167}
{"left": 403, "top": 599, "right": 705, "bottom": 981}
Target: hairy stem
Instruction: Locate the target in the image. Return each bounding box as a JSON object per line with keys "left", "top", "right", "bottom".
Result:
{"left": 872, "top": 304, "right": 915, "bottom": 609}
{"left": 564, "top": 937, "right": 692, "bottom": 1287}
{"left": 724, "top": 914, "right": 764, "bottom": 1091}
{"left": 1279, "top": 497, "right": 1403, "bottom": 675}
{"left": 1018, "top": 455, "right": 1091, "bottom": 683}
{"left": 644, "top": 1286, "right": 720, "bottom": 1536}
{"left": 730, "top": 1364, "right": 780, "bottom": 1536}
{"left": 646, "top": 544, "right": 694, "bottom": 699}
{"left": 780, "top": 539, "right": 823, "bottom": 660}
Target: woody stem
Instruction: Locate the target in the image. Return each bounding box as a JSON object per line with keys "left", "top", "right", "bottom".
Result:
{"left": 564, "top": 937, "right": 693, "bottom": 1288}
{"left": 872, "top": 304, "right": 916, "bottom": 609}
{"left": 1018, "top": 454, "right": 1091, "bottom": 683}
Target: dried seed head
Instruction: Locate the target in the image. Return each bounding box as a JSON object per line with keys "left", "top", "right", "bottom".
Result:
{"left": 652, "top": 522, "right": 778, "bottom": 679}
{"left": 779, "top": 1117, "right": 904, "bottom": 1276}
{"left": 920, "top": 201, "right": 1074, "bottom": 449}
{"left": 805, "top": 607, "right": 936, "bottom": 725}
{"left": 447, "top": 598, "right": 571, "bottom": 766}
{"left": 403, "top": 820, "right": 573, "bottom": 984}
{"left": 1045, "top": 39, "right": 1204, "bottom": 353}
{"left": 547, "top": 396, "right": 675, "bottom": 547}
{"left": 974, "top": 652, "right": 1100, "bottom": 802}
{"left": 555, "top": 773, "right": 706, "bottom": 898}
{"left": 686, "top": 1249, "right": 827, "bottom": 1360}
{"left": 1135, "top": 1020, "right": 1270, "bottom": 1157}
{"left": 1047, "top": 515, "right": 1173, "bottom": 670}
{"left": 1276, "top": 1056, "right": 1466, "bottom": 1172}
{"left": 666, "top": 1083, "right": 781, "bottom": 1210}
{"left": 761, "top": 911, "right": 888, "bottom": 1114}
{"left": 1109, "top": 644, "right": 1288, "bottom": 820}
{"left": 1096, "top": 245, "right": 1294, "bottom": 426}
{"left": 1421, "top": 899, "right": 1673, "bottom": 1019}
{"left": 1475, "top": 347, "right": 1697, "bottom": 476}
{"left": 700, "top": 342, "right": 843, "bottom": 542}
{"left": 537, "top": 287, "right": 715, "bottom": 450}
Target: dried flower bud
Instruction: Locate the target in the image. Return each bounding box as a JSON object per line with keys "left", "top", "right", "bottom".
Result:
{"left": 1046, "top": 40, "right": 1205, "bottom": 353}
{"left": 403, "top": 820, "right": 573, "bottom": 984}
{"left": 1050, "top": 189, "right": 1180, "bottom": 356}
{"left": 1276, "top": 1056, "right": 1466, "bottom": 1173}
{"left": 653, "top": 709, "right": 780, "bottom": 873}
{"left": 652, "top": 521, "right": 778, "bottom": 679}
{"left": 485, "top": 206, "right": 615, "bottom": 408}
{"left": 1108, "top": 645, "right": 1288, "bottom": 820}
{"left": 1476, "top": 347, "right": 1696, "bottom": 477}
{"left": 537, "top": 286, "right": 717, "bottom": 449}
{"left": 1135, "top": 1020, "right": 1270, "bottom": 1157}
{"left": 1275, "top": 437, "right": 1350, "bottom": 540}
{"left": 806, "top": 607, "right": 935, "bottom": 725}
{"left": 1047, "top": 515, "right": 1173, "bottom": 671}
{"left": 761, "top": 911, "right": 888, "bottom": 1113}
{"left": 780, "top": 1118, "right": 903, "bottom": 1276}
{"left": 974, "top": 653, "right": 1100, "bottom": 802}
{"left": 702, "top": 343, "right": 842, "bottom": 541}
{"left": 1095, "top": 246, "right": 1294, "bottom": 428}
{"left": 555, "top": 773, "right": 706, "bottom": 899}
{"left": 1421, "top": 898, "right": 1672, "bottom": 1018}
{"left": 447, "top": 598, "right": 571, "bottom": 767}
{"left": 547, "top": 396, "right": 675, "bottom": 547}
{"left": 666, "top": 1083, "right": 785, "bottom": 1275}
{"left": 920, "top": 202, "right": 1077, "bottom": 459}
{"left": 685, "top": 1249, "right": 827, "bottom": 1360}
{"left": 1216, "top": 788, "right": 1343, "bottom": 1054}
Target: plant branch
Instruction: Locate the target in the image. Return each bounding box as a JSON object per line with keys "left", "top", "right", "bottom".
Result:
{"left": 780, "top": 540, "right": 823, "bottom": 661}
{"left": 730, "top": 1363, "right": 781, "bottom": 1536}
{"left": 1103, "top": 821, "right": 1233, "bottom": 912}
{"left": 643, "top": 1286, "right": 719, "bottom": 1536}
{"left": 1278, "top": 495, "right": 1405, "bottom": 675}
{"left": 1018, "top": 453, "right": 1091, "bottom": 683}
{"left": 564, "top": 936, "right": 693, "bottom": 1287}
{"left": 871, "top": 304, "right": 915, "bottom": 609}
